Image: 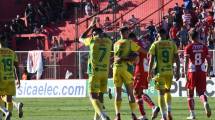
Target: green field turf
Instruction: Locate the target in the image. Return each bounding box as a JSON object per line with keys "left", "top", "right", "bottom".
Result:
{"left": 11, "top": 97, "right": 214, "bottom": 120}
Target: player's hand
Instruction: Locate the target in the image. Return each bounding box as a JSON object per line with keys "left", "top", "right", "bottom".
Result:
{"left": 114, "top": 56, "right": 123, "bottom": 63}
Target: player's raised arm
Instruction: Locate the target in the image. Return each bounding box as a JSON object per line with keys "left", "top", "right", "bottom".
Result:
{"left": 79, "top": 17, "right": 96, "bottom": 42}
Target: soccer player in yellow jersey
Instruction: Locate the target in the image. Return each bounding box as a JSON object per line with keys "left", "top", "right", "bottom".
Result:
{"left": 148, "top": 29, "right": 180, "bottom": 120}
{"left": 113, "top": 27, "right": 147, "bottom": 120}
{"left": 79, "top": 18, "right": 112, "bottom": 120}
{"left": 0, "top": 39, "right": 21, "bottom": 120}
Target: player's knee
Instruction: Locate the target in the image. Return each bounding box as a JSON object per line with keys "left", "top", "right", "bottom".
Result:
{"left": 197, "top": 91, "right": 205, "bottom": 97}
{"left": 135, "top": 95, "right": 142, "bottom": 104}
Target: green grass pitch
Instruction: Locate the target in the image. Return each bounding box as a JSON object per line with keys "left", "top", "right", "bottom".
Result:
{"left": 12, "top": 97, "right": 214, "bottom": 120}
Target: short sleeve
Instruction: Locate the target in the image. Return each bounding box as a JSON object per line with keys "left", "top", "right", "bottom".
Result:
{"left": 149, "top": 42, "right": 156, "bottom": 55}
{"left": 130, "top": 40, "right": 140, "bottom": 52}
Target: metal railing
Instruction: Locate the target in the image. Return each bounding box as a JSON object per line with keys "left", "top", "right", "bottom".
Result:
{"left": 16, "top": 50, "right": 215, "bottom": 80}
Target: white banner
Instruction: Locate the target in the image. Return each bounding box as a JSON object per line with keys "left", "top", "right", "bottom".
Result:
{"left": 170, "top": 78, "right": 215, "bottom": 97}
{"left": 16, "top": 80, "right": 86, "bottom": 98}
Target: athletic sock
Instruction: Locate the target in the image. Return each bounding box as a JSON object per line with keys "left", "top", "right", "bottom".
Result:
{"left": 135, "top": 96, "right": 145, "bottom": 116}
{"left": 200, "top": 94, "right": 208, "bottom": 104}
{"left": 164, "top": 92, "right": 172, "bottom": 112}
{"left": 129, "top": 102, "right": 136, "bottom": 113}
{"left": 187, "top": 97, "right": 195, "bottom": 111}
{"left": 0, "top": 99, "right": 8, "bottom": 115}
{"left": 158, "top": 94, "right": 166, "bottom": 117}
{"left": 142, "top": 93, "right": 155, "bottom": 109}
{"left": 7, "top": 102, "right": 13, "bottom": 112}
{"left": 115, "top": 100, "right": 122, "bottom": 114}
{"left": 94, "top": 112, "right": 99, "bottom": 120}
{"left": 90, "top": 99, "right": 103, "bottom": 116}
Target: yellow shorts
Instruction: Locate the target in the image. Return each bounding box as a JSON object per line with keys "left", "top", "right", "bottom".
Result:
{"left": 153, "top": 74, "right": 173, "bottom": 90}
{"left": 0, "top": 80, "right": 16, "bottom": 96}
{"left": 113, "top": 65, "right": 134, "bottom": 87}
{"left": 88, "top": 72, "right": 108, "bottom": 93}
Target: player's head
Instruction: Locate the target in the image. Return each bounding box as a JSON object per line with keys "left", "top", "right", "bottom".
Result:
{"left": 119, "top": 26, "right": 130, "bottom": 39}
{"left": 189, "top": 28, "right": 199, "bottom": 42}
{"left": 128, "top": 32, "right": 137, "bottom": 40}
{"left": 157, "top": 28, "right": 167, "bottom": 39}
{"left": 92, "top": 27, "right": 104, "bottom": 36}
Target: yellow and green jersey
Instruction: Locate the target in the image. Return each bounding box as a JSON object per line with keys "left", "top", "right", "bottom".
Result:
{"left": 149, "top": 39, "right": 177, "bottom": 75}
{"left": 113, "top": 38, "right": 140, "bottom": 68}
{"left": 81, "top": 36, "right": 112, "bottom": 74}
{"left": 0, "top": 48, "right": 18, "bottom": 81}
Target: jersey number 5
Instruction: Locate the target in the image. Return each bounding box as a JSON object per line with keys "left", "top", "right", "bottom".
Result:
{"left": 1, "top": 58, "right": 12, "bottom": 71}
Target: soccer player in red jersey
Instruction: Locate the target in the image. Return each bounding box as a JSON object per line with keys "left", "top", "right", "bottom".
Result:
{"left": 128, "top": 33, "right": 160, "bottom": 120}
{"left": 184, "top": 29, "right": 212, "bottom": 119}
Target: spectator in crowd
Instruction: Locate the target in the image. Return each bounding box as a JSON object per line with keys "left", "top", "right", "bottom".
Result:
{"left": 25, "top": 3, "right": 36, "bottom": 32}
{"left": 182, "top": 9, "right": 192, "bottom": 29}
{"left": 128, "top": 15, "right": 139, "bottom": 25}
{"left": 177, "top": 25, "right": 189, "bottom": 49}
{"left": 104, "top": 16, "right": 112, "bottom": 30}
{"left": 10, "top": 19, "right": 18, "bottom": 34}
{"left": 146, "top": 20, "right": 156, "bottom": 44}
{"left": 51, "top": 37, "right": 60, "bottom": 51}
{"left": 85, "top": 1, "right": 94, "bottom": 16}
{"left": 58, "top": 37, "right": 65, "bottom": 51}
{"left": 37, "top": 1, "right": 49, "bottom": 25}
{"left": 15, "top": 15, "right": 25, "bottom": 33}
{"left": 169, "top": 22, "right": 180, "bottom": 47}
{"left": 161, "top": 16, "right": 169, "bottom": 32}
{"left": 22, "top": 68, "right": 30, "bottom": 80}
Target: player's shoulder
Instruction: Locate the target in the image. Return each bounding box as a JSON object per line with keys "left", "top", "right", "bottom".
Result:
{"left": 114, "top": 39, "right": 125, "bottom": 46}
{"left": 0, "top": 48, "right": 14, "bottom": 54}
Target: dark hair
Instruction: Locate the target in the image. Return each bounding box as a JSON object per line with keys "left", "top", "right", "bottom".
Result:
{"left": 128, "top": 32, "right": 137, "bottom": 39}
{"left": 119, "top": 26, "right": 129, "bottom": 33}
{"left": 92, "top": 27, "right": 103, "bottom": 34}
{"left": 157, "top": 28, "right": 166, "bottom": 35}
{"left": 189, "top": 29, "right": 198, "bottom": 40}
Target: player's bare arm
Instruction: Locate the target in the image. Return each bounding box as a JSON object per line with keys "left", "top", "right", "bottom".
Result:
{"left": 206, "top": 56, "right": 212, "bottom": 77}
{"left": 184, "top": 55, "right": 189, "bottom": 80}
{"left": 147, "top": 54, "right": 154, "bottom": 82}
{"left": 14, "top": 62, "right": 20, "bottom": 88}
{"left": 79, "top": 17, "right": 96, "bottom": 40}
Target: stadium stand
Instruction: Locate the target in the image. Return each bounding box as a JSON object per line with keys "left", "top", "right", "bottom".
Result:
{"left": 0, "top": 0, "right": 214, "bottom": 79}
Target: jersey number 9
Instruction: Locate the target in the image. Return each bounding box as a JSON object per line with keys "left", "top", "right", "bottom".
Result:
{"left": 162, "top": 50, "right": 169, "bottom": 63}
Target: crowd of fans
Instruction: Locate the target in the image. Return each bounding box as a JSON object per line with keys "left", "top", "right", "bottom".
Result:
{"left": 160, "top": 0, "right": 215, "bottom": 50}
{"left": 0, "top": 0, "right": 64, "bottom": 49}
